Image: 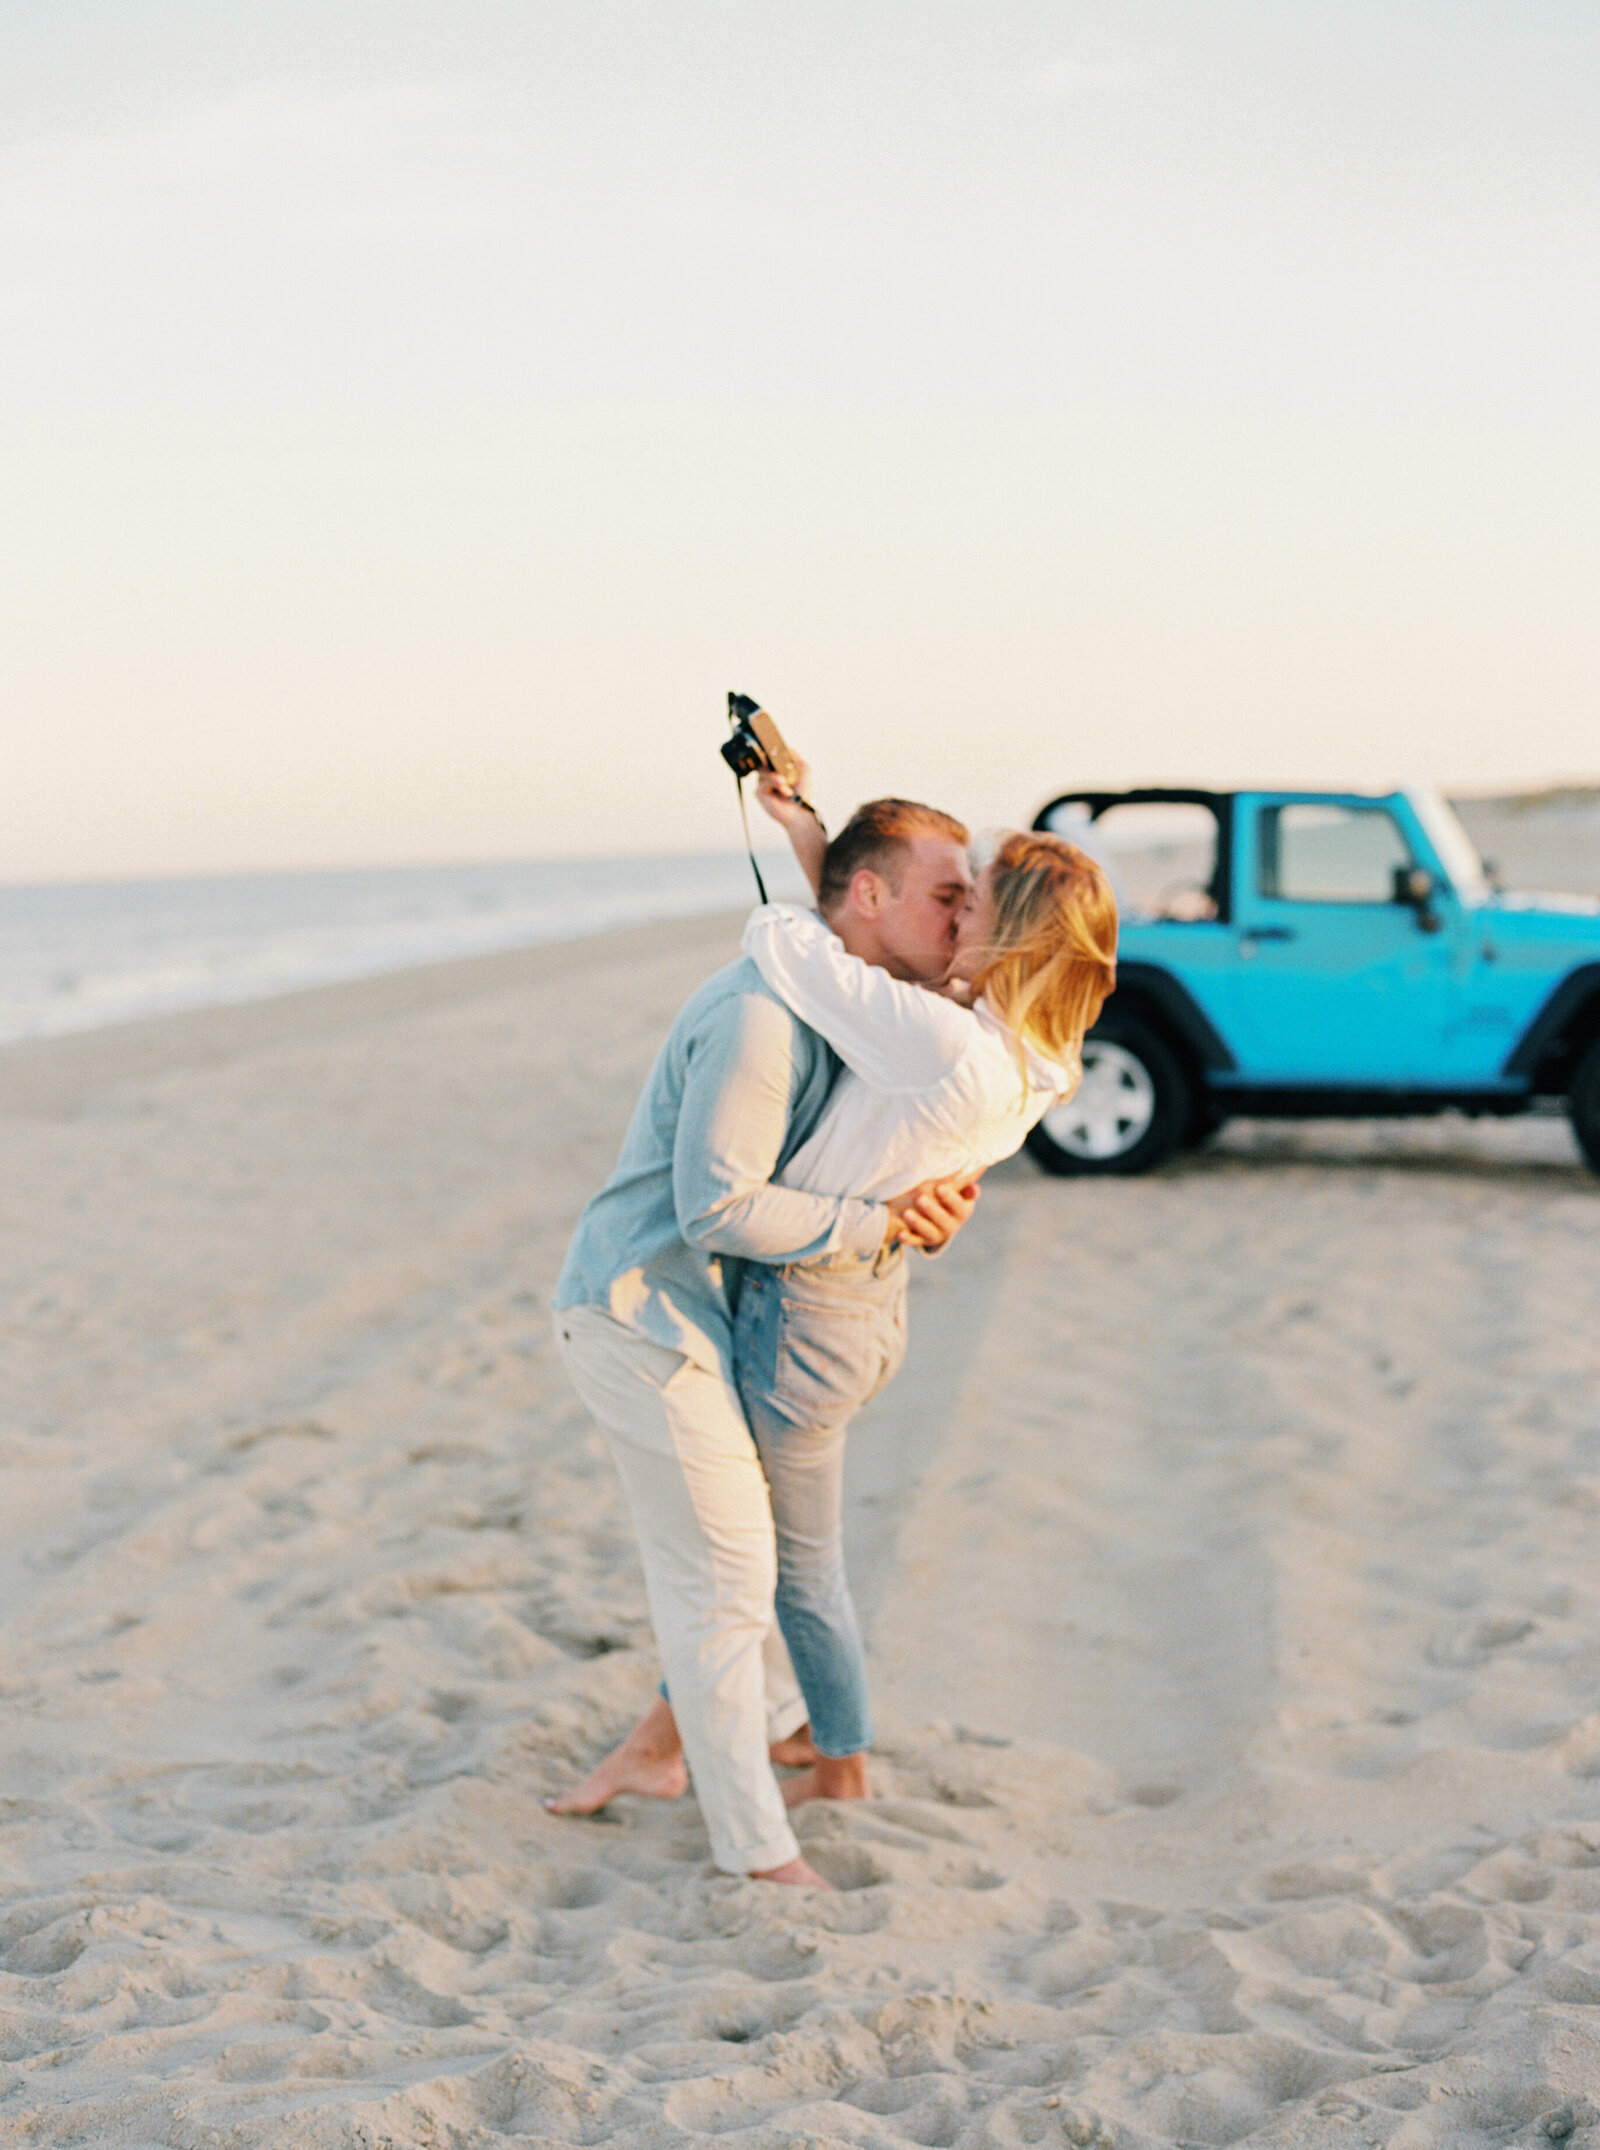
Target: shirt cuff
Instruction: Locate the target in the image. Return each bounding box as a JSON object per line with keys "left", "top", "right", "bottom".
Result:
{"left": 842, "top": 1201, "right": 890, "bottom": 1263}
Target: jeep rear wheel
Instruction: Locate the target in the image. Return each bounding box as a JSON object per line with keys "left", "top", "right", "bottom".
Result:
{"left": 1025, "top": 1015, "right": 1191, "bottom": 1177}
{"left": 1182, "top": 1094, "right": 1228, "bottom": 1150}
{"left": 1570, "top": 1037, "right": 1600, "bottom": 1176}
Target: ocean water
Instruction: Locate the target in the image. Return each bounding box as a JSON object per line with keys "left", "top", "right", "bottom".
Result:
{"left": 0, "top": 852, "right": 808, "bottom": 1048}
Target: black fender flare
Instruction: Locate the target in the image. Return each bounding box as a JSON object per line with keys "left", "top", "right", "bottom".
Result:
{"left": 1502, "top": 963, "right": 1600, "bottom": 1088}
{"left": 1094, "top": 963, "right": 1236, "bottom": 1074}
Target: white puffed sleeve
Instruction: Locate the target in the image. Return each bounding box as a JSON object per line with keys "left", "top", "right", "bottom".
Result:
{"left": 741, "top": 904, "right": 973, "bottom": 1093}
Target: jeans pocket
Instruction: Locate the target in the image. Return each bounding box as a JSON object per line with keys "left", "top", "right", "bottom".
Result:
{"left": 770, "top": 1293, "right": 895, "bottom": 1431}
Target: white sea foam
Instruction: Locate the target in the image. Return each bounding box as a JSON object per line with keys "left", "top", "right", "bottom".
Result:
{"left": 0, "top": 852, "right": 806, "bottom": 1047}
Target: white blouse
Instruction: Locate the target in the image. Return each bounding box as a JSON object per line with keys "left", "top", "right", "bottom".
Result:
{"left": 742, "top": 904, "right": 1081, "bottom": 1202}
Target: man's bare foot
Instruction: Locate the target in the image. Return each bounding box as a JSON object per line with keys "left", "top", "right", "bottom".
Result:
{"left": 549, "top": 1702, "right": 828, "bottom": 1814}
{"left": 748, "top": 1855, "right": 834, "bottom": 1887}
{"left": 779, "top": 1752, "right": 871, "bottom": 1807}
{"left": 545, "top": 1697, "right": 689, "bottom": 1815}
{"left": 769, "top": 1723, "right": 820, "bottom": 1769}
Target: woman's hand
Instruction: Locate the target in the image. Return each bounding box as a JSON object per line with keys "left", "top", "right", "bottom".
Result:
{"left": 884, "top": 1177, "right": 981, "bottom": 1253}
{"left": 754, "top": 761, "right": 814, "bottom": 829}
{"left": 754, "top": 760, "right": 827, "bottom": 899}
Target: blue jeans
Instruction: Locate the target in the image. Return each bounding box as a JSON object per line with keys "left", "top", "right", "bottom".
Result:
{"left": 733, "top": 1246, "right": 909, "bottom": 1758}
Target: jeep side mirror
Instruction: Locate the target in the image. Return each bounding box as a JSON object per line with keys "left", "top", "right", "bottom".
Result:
{"left": 1393, "top": 864, "right": 1442, "bottom": 931}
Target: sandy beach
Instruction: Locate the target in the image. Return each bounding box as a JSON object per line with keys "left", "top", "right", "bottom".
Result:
{"left": 5, "top": 905, "right": 1600, "bottom": 2149}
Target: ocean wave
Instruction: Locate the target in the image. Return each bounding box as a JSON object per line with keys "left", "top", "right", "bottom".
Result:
{"left": 0, "top": 853, "right": 805, "bottom": 1047}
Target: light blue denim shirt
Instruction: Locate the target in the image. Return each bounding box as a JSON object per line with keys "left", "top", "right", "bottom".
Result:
{"left": 553, "top": 956, "right": 887, "bottom": 1383}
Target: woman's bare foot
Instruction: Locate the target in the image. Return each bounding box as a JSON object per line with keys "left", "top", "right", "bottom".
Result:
{"left": 749, "top": 1855, "right": 834, "bottom": 1887}
{"left": 780, "top": 1752, "right": 870, "bottom": 1807}
{"left": 545, "top": 1698, "right": 689, "bottom": 1815}
{"left": 769, "top": 1723, "right": 821, "bottom": 1768}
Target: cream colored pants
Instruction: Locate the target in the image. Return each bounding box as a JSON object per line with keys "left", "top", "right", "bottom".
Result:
{"left": 554, "top": 1303, "right": 806, "bottom": 1874}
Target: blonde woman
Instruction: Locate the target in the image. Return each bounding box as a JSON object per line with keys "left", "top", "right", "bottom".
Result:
{"left": 726, "top": 788, "right": 1117, "bottom": 1801}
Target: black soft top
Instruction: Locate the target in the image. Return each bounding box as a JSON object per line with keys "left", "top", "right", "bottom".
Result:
{"left": 1030, "top": 788, "right": 1236, "bottom": 925}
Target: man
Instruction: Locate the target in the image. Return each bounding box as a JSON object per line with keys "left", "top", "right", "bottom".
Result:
{"left": 551, "top": 800, "right": 976, "bottom": 1886}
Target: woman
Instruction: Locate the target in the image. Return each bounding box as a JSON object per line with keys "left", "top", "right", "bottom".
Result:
{"left": 550, "top": 769, "right": 1116, "bottom": 1817}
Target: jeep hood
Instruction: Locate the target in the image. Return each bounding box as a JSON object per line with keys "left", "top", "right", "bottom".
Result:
{"left": 1486, "top": 890, "right": 1600, "bottom": 918}
{"left": 1479, "top": 891, "right": 1600, "bottom": 951}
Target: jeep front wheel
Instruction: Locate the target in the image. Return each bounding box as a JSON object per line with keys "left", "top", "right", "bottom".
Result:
{"left": 1025, "top": 1016, "right": 1191, "bottom": 1177}
{"left": 1570, "top": 1037, "right": 1600, "bottom": 1176}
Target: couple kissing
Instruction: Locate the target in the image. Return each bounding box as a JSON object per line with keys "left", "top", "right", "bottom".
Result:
{"left": 551, "top": 763, "right": 1116, "bottom": 1886}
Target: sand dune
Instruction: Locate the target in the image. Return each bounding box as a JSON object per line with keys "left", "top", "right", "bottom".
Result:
{"left": 1454, "top": 792, "right": 1600, "bottom": 899}
{"left": 4, "top": 911, "right": 1600, "bottom": 2147}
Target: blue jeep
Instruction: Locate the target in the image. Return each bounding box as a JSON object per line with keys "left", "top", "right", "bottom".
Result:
{"left": 1024, "top": 787, "right": 1600, "bottom": 1177}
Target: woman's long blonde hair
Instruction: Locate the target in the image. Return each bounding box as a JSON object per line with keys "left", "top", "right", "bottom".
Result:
{"left": 971, "top": 832, "right": 1118, "bottom": 1070}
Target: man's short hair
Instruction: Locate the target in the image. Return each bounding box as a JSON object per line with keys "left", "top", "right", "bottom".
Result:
{"left": 817, "top": 798, "right": 971, "bottom": 915}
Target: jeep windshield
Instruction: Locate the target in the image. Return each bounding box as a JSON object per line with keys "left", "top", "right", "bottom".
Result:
{"left": 1406, "top": 788, "right": 1489, "bottom": 904}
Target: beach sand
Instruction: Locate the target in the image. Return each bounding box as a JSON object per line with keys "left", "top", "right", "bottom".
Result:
{"left": 4, "top": 908, "right": 1600, "bottom": 2149}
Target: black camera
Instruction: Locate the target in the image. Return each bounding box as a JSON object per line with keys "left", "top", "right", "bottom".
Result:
{"left": 721, "top": 692, "right": 804, "bottom": 793}
{"left": 719, "top": 691, "right": 822, "bottom": 903}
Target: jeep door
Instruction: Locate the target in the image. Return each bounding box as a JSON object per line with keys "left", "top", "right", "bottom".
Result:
{"left": 1216, "top": 795, "right": 1461, "bottom": 1084}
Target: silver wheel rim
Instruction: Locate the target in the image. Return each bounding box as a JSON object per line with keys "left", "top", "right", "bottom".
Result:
{"left": 1043, "top": 1041, "right": 1157, "bottom": 1160}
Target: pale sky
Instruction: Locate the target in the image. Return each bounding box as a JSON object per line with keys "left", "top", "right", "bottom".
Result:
{"left": 4, "top": 1, "right": 1597, "bottom": 882}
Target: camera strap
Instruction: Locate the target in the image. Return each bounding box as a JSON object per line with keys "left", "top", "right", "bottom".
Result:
{"left": 733, "top": 771, "right": 770, "bottom": 905}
